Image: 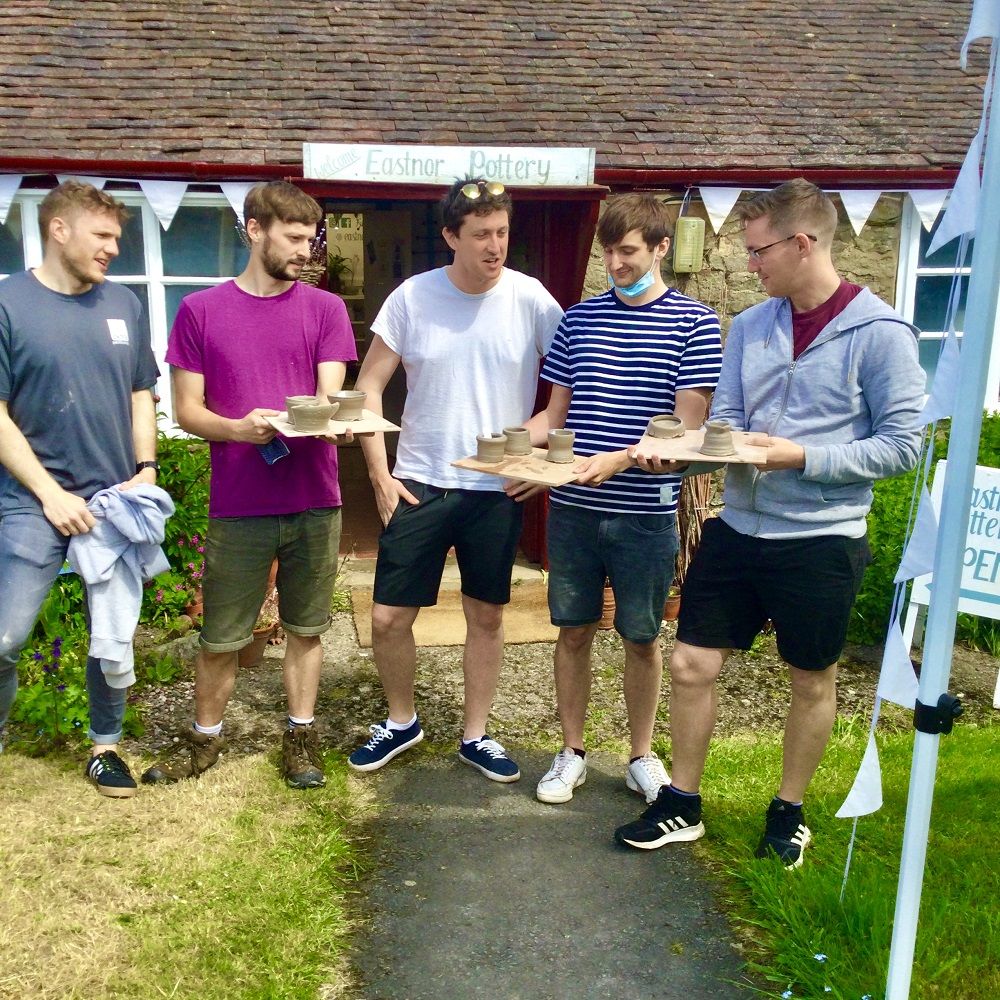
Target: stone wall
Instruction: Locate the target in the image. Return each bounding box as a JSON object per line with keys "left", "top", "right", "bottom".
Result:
{"left": 581, "top": 192, "right": 905, "bottom": 333}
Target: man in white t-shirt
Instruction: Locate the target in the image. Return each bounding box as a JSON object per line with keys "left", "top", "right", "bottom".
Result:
{"left": 348, "top": 177, "right": 563, "bottom": 782}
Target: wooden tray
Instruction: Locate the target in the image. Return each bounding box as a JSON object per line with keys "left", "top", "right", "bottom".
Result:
{"left": 452, "top": 447, "right": 582, "bottom": 486}
{"left": 264, "top": 409, "right": 401, "bottom": 438}
{"left": 633, "top": 428, "right": 768, "bottom": 465}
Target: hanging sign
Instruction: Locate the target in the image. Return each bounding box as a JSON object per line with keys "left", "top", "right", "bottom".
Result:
{"left": 303, "top": 143, "right": 595, "bottom": 186}
{"left": 910, "top": 460, "right": 1000, "bottom": 617}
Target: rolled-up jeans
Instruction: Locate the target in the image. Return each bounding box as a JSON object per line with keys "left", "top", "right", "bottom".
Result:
{"left": 0, "top": 512, "right": 127, "bottom": 744}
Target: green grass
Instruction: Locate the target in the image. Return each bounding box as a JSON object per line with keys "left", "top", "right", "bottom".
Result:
{"left": 665, "top": 719, "right": 1000, "bottom": 999}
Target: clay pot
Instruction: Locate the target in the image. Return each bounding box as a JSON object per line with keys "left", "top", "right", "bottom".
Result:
{"left": 238, "top": 625, "right": 277, "bottom": 668}
{"left": 286, "top": 396, "right": 339, "bottom": 432}
{"left": 663, "top": 589, "right": 681, "bottom": 621}
{"left": 476, "top": 432, "right": 507, "bottom": 463}
{"left": 598, "top": 583, "right": 615, "bottom": 630}
{"left": 646, "top": 414, "right": 685, "bottom": 439}
{"left": 546, "top": 428, "right": 575, "bottom": 464}
{"left": 503, "top": 426, "right": 532, "bottom": 456}
{"left": 327, "top": 389, "right": 366, "bottom": 421}
{"left": 701, "top": 420, "right": 736, "bottom": 457}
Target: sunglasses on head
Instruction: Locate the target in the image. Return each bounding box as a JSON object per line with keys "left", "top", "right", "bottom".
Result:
{"left": 460, "top": 180, "right": 505, "bottom": 200}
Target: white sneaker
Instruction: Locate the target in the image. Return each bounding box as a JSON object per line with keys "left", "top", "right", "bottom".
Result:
{"left": 536, "top": 748, "right": 587, "bottom": 803}
{"left": 626, "top": 753, "right": 670, "bottom": 804}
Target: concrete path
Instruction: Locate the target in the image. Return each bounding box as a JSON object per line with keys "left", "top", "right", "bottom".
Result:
{"left": 350, "top": 748, "right": 754, "bottom": 999}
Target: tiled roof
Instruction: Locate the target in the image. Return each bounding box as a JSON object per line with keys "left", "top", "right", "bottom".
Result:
{"left": 0, "top": 0, "right": 988, "bottom": 172}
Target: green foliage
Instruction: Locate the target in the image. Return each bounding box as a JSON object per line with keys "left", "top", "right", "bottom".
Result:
{"left": 851, "top": 415, "right": 1000, "bottom": 645}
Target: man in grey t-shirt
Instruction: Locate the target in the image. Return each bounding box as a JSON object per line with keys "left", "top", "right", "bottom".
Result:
{"left": 0, "top": 181, "right": 160, "bottom": 796}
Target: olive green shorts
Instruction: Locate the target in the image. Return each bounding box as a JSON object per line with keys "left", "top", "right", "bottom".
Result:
{"left": 200, "top": 508, "right": 341, "bottom": 653}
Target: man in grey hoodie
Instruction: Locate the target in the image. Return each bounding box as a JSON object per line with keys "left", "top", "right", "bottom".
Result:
{"left": 615, "top": 179, "right": 926, "bottom": 867}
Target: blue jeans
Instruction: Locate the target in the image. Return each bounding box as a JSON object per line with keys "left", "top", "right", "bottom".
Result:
{"left": 547, "top": 503, "right": 679, "bottom": 644}
{"left": 0, "top": 512, "right": 127, "bottom": 744}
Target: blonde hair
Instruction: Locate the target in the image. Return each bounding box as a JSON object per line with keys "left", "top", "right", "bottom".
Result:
{"left": 38, "top": 181, "right": 128, "bottom": 245}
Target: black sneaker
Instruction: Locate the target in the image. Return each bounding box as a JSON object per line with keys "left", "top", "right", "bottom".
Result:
{"left": 754, "top": 799, "right": 811, "bottom": 869}
{"left": 614, "top": 784, "right": 706, "bottom": 850}
{"left": 282, "top": 725, "right": 326, "bottom": 789}
{"left": 85, "top": 750, "right": 138, "bottom": 799}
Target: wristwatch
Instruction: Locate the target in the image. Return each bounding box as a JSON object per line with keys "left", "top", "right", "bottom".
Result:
{"left": 136, "top": 461, "right": 160, "bottom": 474}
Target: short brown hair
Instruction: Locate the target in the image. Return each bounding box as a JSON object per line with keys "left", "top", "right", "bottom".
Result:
{"left": 735, "top": 178, "right": 838, "bottom": 245}
{"left": 38, "top": 181, "right": 129, "bottom": 245}
{"left": 597, "top": 194, "right": 673, "bottom": 250}
{"left": 243, "top": 181, "right": 322, "bottom": 230}
{"left": 440, "top": 177, "right": 513, "bottom": 234}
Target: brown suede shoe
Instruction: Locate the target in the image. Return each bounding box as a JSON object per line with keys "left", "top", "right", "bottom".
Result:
{"left": 141, "top": 727, "right": 226, "bottom": 784}
{"left": 282, "top": 725, "right": 326, "bottom": 789}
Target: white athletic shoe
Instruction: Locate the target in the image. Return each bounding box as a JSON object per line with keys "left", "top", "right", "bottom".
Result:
{"left": 626, "top": 752, "right": 670, "bottom": 804}
{"left": 536, "top": 748, "right": 587, "bottom": 803}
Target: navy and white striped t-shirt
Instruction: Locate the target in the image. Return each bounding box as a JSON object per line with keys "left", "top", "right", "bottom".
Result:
{"left": 541, "top": 287, "right": 723, "bottom": 514}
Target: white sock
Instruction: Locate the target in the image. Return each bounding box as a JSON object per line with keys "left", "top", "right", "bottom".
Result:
{"left": 288, "top": 715, "right": 314, "bottom": 728}
{"left": 386, "top": 714, "right": 417, "bottom": 731}
{"left": 462, "top": 735, "right": 485, "bottom": 746}
{"left": 194, "top": 721, "right": 223, "bottom": 737}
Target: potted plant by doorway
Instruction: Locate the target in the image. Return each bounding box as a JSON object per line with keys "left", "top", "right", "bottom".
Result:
{"left": 663, "top": 584, "right": 682, "bottom": 622}
{"left": 238, "top": 561, "right": 280, "bottom": 668}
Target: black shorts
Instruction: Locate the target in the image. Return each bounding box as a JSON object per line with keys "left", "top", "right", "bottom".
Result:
{"left": 373, "top": 480, "right": 524, "bottom": 608}
{"left": 676, "top": 517, "right": 871, "bottom": 671}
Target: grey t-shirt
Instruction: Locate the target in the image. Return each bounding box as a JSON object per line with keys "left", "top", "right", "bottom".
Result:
{"left": 0, "top": 270, "right": 159, "bottom": 514}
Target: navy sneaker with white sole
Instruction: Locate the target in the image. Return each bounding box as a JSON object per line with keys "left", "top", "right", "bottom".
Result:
{"left": 348, "top": 719, "right": 424, "bottom": 772}
{"left": 458, "top": 736, "right": 520, "bottom": 783}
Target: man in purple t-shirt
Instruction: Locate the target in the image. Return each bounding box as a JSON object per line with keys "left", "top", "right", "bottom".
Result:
{"left": 142, "top": 181, "right": 356, "bottom": 790}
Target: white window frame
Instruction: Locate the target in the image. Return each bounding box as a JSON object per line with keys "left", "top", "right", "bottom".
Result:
{"left": 3, "top": 187, "right": 244, "bottom": 426}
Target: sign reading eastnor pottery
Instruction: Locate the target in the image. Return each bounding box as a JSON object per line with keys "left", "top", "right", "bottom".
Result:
{"left": 303, "top": 143, "right": 595, "bottom": 187}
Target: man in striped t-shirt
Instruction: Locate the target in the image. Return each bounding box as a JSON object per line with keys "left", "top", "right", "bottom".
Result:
{"left": 507, "top": 194, "right": 722, "bottom": 808}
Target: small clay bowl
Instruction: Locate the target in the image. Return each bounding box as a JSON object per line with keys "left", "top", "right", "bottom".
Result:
{"left": 327, "top": 390, "right": 367, "bottom": 421}
{"left": 701, "top": 420, "right": 737, "bottom": 457}
{"left": 288, "top": 399, "right": 339, "bottom": 432}
{"left": 503, "top": 426, "right": 532, "bottom": 456}
{"left": 546, "top": 428, "right": 575, "bottom": 464}
{"left": 646, "top": 414, "right": 685, "bottom": 439}
{"left": 476, "top": 433, "right": 507, "bottom": 463}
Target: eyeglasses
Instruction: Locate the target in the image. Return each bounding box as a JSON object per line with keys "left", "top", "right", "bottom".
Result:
{"left": 460, "top": 180, "right": 505, "bottom": 200}
{"left": 747, "top": 233, "right": 816, "bottom": 262}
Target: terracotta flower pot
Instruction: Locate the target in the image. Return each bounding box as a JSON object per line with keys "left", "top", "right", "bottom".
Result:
{"left": 238, "top": 625, "right": 277, "bottom": 668}
{"left": 663, "top": 590, "right": 681, "bottom": 622}
{"left": 598, "top": 583, "right": 616, "bottom": 630}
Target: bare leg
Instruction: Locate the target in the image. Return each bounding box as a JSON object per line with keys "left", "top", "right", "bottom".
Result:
{"left": 668, "top": 641, "right": 729, "bottom": 792}
{"left": 778, "top": 663, "right": 838, "bottom": 803}
{"left": 282, "top": 632, "right": 324, "bottom": 719}
{"left": 371, "top": 602, "right": 421, "bottom": 723}
{"left": 553, "top": 624, "right": 599, "bottom": 749}
{"left": 194, "top": 649, "right": 239, "bottom": 728}
{"left": 461, "top": 595, "right": 504, "bottom": 740}
{"left": 622, "top": 637, "right": 663, "bottom": 759}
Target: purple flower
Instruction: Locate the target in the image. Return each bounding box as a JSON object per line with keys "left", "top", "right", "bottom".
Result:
{"left": 156, "top": 589, "right": 164, "bottom": 602}
{"left": 32, "top": 651, "right": 44, "bottom": 661}
{"left": 187, "top": 562, "right": 195, "bottom": 571}
{"left": 178, "top": 538, "right": 187, "bottom": 547}
{"left": 197, "top": 546, "right": 205, "bottom": 554}
{"left": 57, "top": 684, "right": 66, "bottom": 692}
{"left": 174, "top": 584, "right": 184, "bottom": 591}
{"left": 191, "top": 534, "right": 200, "bottom": 544}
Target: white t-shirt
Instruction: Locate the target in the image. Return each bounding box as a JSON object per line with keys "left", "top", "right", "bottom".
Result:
{"left": 372, "top": 267, "right": 563, "bottom": 490}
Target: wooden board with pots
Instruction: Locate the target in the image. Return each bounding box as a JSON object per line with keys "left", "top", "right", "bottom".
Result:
{"left": 452, "top": 447, "right": 582, "bottom": 486}
{"left": 264, "top": 410, "right": 401, "bottom": 438}
{"left": 632, "top": 428, "right": 768, "bottom": 465}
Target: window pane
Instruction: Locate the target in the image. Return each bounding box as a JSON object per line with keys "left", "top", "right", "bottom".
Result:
{"left": 165, "top": 283, "right": 213, "bottom": 331}
{"left": 913, "top": 274, "right": 967, "bottom": 334}
{"left": 107, "top": 208, "right": 145, "bottom": 276}
{"left": 919, "top": 217, "right": 974, "bottom": 269}
{"left": 162, "top": 206, "right": 248, "bottom": 277}
{"left": 120, "top": 282, "right": 151, "bottom": 346}
{"left": 0, "top": 202, "right": 25, "bottom": 275}
{"left": 918, "top": 337, "right": 950, "bottom": 386}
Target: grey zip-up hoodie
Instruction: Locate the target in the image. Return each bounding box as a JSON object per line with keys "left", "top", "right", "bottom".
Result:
{"left": 713, "top": 287, "right": 926, "bottom": 538}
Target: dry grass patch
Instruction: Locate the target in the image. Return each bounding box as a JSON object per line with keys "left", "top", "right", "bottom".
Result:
{"left": 0, "top": 750, "right": 365, "bottom": 1000}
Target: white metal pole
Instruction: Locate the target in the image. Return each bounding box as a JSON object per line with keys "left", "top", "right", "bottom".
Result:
{"left": 885, "top": 55, "right": 1000, "bottom": 1000}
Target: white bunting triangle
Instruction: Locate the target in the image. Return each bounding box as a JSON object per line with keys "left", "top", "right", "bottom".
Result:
{"left": 220, "top": 182, "right": 256, "bottom": 222}
{"left": 0, "top": 174, "right": 23, "bottom": 226}
{"left": 877, "top": 618, "right": 920, "bottom": 708}
{"left": 921, "top": 328, "right": 962, "bottom": 424}
{"left": 908, "top": 190, "right": 950, "bottom": 232}
{"left": 138, "top": 179, "right": 188, "bottom": 230}
{"left": 836, "top": 190, "right": 882, "bottom": 236}
{"left": 894, "top": 487, "right": 940, "bottom": 583}
{"left": 698, "top": 187, "right": 743, "bottom": 234}
{"left": 836, "top": 732, "right": 883, "bottom": 818}
{"left": 927, "top": 128, "right": 982, "bottom": 255}
{"left": 56, "top": 175, "right": 108, "bottom": 190}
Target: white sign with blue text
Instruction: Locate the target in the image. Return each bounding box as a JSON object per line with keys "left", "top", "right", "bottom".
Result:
{"left": 303, "top": 143, "right": 595, "bottom": 187}
{"left": 910, "top": 460, "right": 1000, "bottom": 618}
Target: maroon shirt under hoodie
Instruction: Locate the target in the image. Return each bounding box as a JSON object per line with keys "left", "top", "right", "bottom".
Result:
{"left": 792, "top": 279, "right": 863, "bottom": 359}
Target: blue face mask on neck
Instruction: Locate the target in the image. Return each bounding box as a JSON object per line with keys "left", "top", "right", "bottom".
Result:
{"left": 608, "top": 254, "right": 660, "bottom": 298}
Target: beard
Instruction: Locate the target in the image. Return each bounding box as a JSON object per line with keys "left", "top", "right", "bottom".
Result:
{"left": 260, "top": 237, "right": 306, "bottom": 282}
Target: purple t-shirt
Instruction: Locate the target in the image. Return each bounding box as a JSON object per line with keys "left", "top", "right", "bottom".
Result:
{"left": 166, "top": 280, "right": 356, "bottom": 517}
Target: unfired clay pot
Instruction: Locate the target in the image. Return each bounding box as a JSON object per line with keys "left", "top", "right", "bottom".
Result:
{"left": 327, "top": 390, "right": 366, "bottom": 421}
{"left": 646, "top": 414, "right": 685, "bottom": 439}
{"left": 286, "top": 395, "right": 339, "bottom": 432}
{"left": 701, "top": 420, "right": 736, "bottom": 457}
{"left": 503, "top": 426, "right": 532, "bottom": 456}
{"left": 476, "top": 432, "right": 508, "bottom": 463}
{"left": 546, "top": 428, "right": 575, "bottom": 464}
